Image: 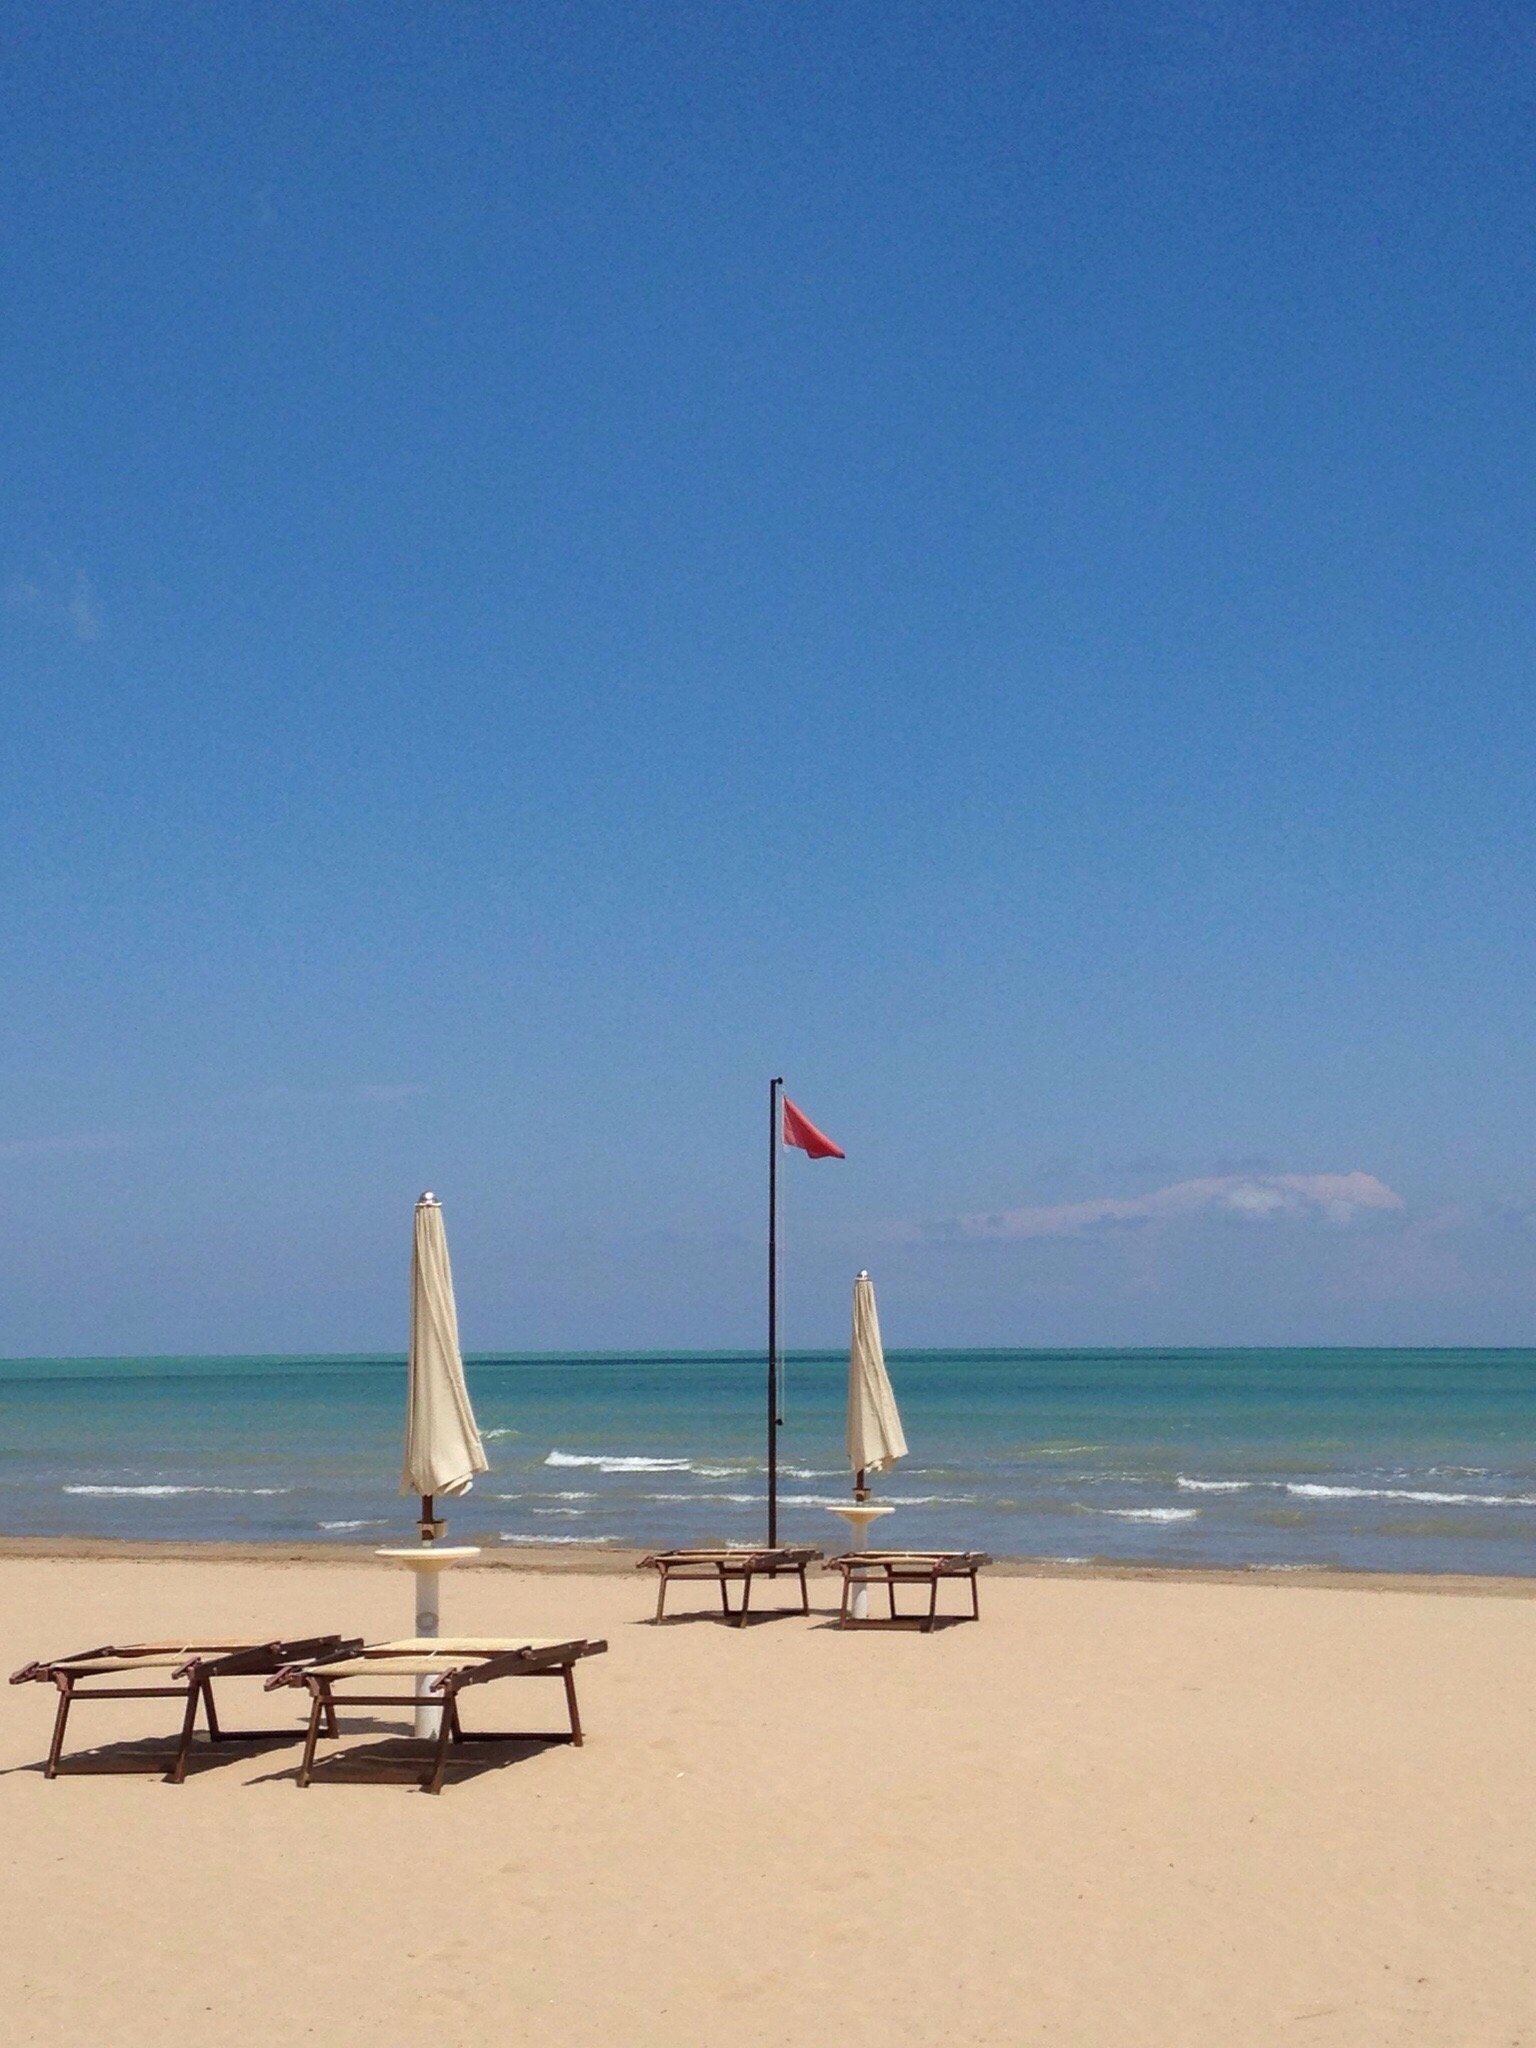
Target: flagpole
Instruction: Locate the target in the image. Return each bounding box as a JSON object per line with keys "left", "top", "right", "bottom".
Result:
{"left": 768, "top": 1074, "right": 782, "bottom": 1548}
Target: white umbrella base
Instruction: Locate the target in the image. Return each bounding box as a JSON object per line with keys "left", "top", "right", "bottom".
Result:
{"left": 375, "top": 1547, "right": 482, "bottom": 1736}
{"left": 821, "top": 1505, "right": 894, "bottom": 1621}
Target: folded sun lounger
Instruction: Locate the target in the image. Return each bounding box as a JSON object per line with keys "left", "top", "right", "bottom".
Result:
{"left": 638, "top": 1546, "right": 822, "bottom": 1625}
{"left": 823, "top": 1550, "right": 993, "bottom": 1629}
{"left": 265, "top": 1636, "right": 608, "bottom": 1794}
{"left": 9, "top": 1636, "right": 352, "bottom": 1781}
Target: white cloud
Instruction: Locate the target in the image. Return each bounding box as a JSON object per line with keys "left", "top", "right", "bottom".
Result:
{"left": 67, "top": 572, "right": 100, "bottom": 642}
{"left": 959, "top": 1171, "right": 1404, "bottom": 1240}
{"left": 4, "top": 563, "right": 101, "bottom": 641}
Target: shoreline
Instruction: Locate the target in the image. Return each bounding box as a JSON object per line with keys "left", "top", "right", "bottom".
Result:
{"left": 2, "top": 1531, "right": 1532, "bottom": 1596}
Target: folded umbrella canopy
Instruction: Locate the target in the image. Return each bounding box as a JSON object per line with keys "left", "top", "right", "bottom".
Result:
{"left": 403, "top": 1192, "right": 487, "bottom": 1512}
{"left": 846, "top": 1270, "right": 907, "bottom": 1495}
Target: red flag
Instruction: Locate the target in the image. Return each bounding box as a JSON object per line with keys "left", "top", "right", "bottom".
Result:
{"left": 782, "top": 1097, "right": 845, "bottom": 1159}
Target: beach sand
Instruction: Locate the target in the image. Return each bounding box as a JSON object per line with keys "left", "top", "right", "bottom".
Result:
{"left": 2, "top": 1549, "right": 1532, "bottom": 2046}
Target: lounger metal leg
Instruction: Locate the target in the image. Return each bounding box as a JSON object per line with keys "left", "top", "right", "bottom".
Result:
{"left": 838, "top": 1574, "right": 851, "bottom": 1628}
{"left": 323, "top": 1698, "right": 339, "bottom": 1739}
{"left": 200, "top": 1677, "right": 222, "bottom": 1742}
{"left": 563, "top": 1664, "right": 583, "bottom": 1746}
{"left": 167, "top": 1683, "right": 203, "bottom": 1783}
{"left": 888, "top": 1574, "right": 898, "bottom": 1621}
{"left": 296, "top": 1691, "right": 326, "bottom": 1787}
{"left": 716, "top": 1566, "right": 731, "bottom": 1617}
{"left": 736, "top": 1571, "right": 752, "bottom": 1626}
{"left": 425, "top": 1696, "right": 455, "bottom": 1794}
{"left": 925, "top": 1575, "right": 939, "bottom": 1633}
{"left": 970, "top": 1570, "right": 980, "bottom": 1621}
{"left": 44, "top": 1677, "right": 73, "bottom": 1779}
{"left": 798, "top": 1564, "right": 810, "bottom": 1615}
{"left": 654, "top": 1570, "right": 669, "bottom": 1624}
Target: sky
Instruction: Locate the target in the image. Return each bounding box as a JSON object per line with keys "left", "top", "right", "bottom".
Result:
{"left": 3, "top": 1, "right": 1535, "bottom": 1354}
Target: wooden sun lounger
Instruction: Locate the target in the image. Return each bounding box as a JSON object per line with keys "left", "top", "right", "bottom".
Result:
{"left": 265, "top": 1636, "right": 608, "bottom": 1794}
{"left": 8, "top": 1636, "right": 352, "bottom": 1782}
{"left": 823, "top": 1551, "right": 994, "bottom": 1630}
{"left": 639, "top": 1547, "right": 822, "bottom": 1625}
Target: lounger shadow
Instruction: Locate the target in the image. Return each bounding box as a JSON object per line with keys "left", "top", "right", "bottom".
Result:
{"left": 265, "top": 1636, "right": 608, "bottom": 1794}
{"left": 253, "top": 1730, "right": 568, "bottom": 1789}
{"left": 9, "top": 1636, "right": 354, "bottom": 1783}
{"left": 638, "top": 1547, "right": 822, "bottom": 1625}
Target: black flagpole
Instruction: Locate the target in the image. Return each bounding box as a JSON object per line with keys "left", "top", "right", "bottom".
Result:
{"left": 768, "top": 1074, "right": 782, "bottom": 1547}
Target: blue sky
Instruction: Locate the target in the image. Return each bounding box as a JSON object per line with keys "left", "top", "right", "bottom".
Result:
{"left": 4, "top": 2, "right": 1535, "bottom": 1353}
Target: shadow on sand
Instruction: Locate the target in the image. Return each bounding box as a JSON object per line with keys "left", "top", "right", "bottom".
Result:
{"left": 1, "top": 1729, "right": 305, "bottom": 1780}
{"left": 251, "top": 1729, "right": 569, "bottom": 1791}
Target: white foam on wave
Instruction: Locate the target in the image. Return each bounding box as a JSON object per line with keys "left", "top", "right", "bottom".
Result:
{"left": 639, "top": 1485, "right": 978, "bottom": 1510}
{"left": 495, "top": 1489, "right": 596, "bottom": 1502}
{"left": 879, "top": 1493, "right": 979, "bottom": 1506}
{"left": 63, "top": 1484, "right": 291, "bottom": 1497}
{"left": 545, "top": 1451, "right": 692, "bottom": 1473}
{"left": 1177, "top": 1477, "right": 1253, "bottom": 1493}
{"left": 499, "top": 1532, "right": 614, "bottom": 1546}
{"left": 531, "top": 1506, "right": 584, "bottom": 1517}
{"left": 318, "top": 1518, "right": 388, "bottom": 1531}
{"left": 1286, "top": 1482, "right": 1536, "bottom": 1508}
{"left": 482, "top": 1428, "right": 519, "bottom": 1441}
{"left": 1090, "top": 1506, "right": 1201, "bottom": 1523}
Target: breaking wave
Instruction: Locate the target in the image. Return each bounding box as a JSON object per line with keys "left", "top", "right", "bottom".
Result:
{"left": 1088, "top": 1506, "right": 1200, "bottom": 1523}
{"left": 1285, "top": 1483, "right": 1536, "bottom": 1508}
{"left": 63, "top": 1483, "right": 291, "bottom": 1497}
{"left": 544, "top": 1451, "right": 692, "bottom": 1473}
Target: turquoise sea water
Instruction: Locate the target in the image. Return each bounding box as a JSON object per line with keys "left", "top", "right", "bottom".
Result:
{"left": 2, "top": 1349, "right": 1534, "bottom": 1575}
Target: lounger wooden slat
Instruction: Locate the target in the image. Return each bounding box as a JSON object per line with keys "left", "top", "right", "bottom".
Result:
{"left": 369, "top": 1637, "right": 567, "bottom": 1656}
{"left": 265, "top": 1635, "right": 608, "bottom": 1794}
{"left": 639, "top": 1547, "right": 822, "bottom": 1626}
{"left": 823, "top": 1550, "right": 993, "bottom": 1630}
{"left": 9, "top": 1636, "right": 354, "bottom": 1781}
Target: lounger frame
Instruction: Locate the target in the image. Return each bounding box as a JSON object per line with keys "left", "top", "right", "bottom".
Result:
{"left": 267, "top": 1637, "right": 608, "bottom": 1794}
{"left": 639, "top": 1547, "right": 821, "bottom": 1625}
{"left": 823, "top": 1551, "right": 993, "bottom": 1630}
{"left": 9, "top": 1636, "right": 352, "bottom": 1782}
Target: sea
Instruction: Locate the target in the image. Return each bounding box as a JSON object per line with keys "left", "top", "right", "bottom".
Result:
{"left": 2, "top": 1348, "right": 1534, "bottom": 1577}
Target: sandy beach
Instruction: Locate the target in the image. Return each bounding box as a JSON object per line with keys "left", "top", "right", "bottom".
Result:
{"left": 1, "top": 1550, "right": 1532, "bottom": 2046}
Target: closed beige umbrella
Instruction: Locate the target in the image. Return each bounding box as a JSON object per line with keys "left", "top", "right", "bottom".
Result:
{"left": 389, "top": 1192, "right": 488, "bottom": 1740}
{"left": 403, "top": 1192, "right": 487, "bottom": 1519}
{"left": 846, "top": 1269, "right": 907, "bottom": 1498}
